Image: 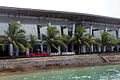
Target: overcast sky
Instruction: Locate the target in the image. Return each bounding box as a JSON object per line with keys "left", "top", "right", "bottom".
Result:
{"left": 0, "top": 0, "right": 119, "bottom": 18}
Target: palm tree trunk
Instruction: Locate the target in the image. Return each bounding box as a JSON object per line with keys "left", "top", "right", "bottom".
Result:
{"left": 12, "top": 48, "right": 15, "bottom": 58}
{"left": 102, "top": 45, "right": 104, "bottom": 53}
{"left": 78, "top": 44, "right": 80, "bottom": 54}
{"left": 66, "top": 45, "right": 68, "bottom": 54}
{"left": 47, "top": 45, "right": 49, "bottom": 53}
{"left": 47, "top": 44, "right": 51, "bottom": 55}
{"left": 26, "top": 47, "right": 29, "bottom": 56}
{"left": 9, "top": 44, "right": 13, "bottom": 56}
{"left": 110, "top": 46, "right": 112, "bottom": 52}
{"left": 89, "top": 44, "right": 92, "bottom": 54}
{"left": 15, "top": 49, "right": 19, "bottom": 57}
{"left": 90, "top": 48, "right": 91, "bottom": 54}
{"left": 49, "top": 46, "right": 51, "bottom": 55}
{"left": 58, "top": 46, "right": 61, "bottom": 55}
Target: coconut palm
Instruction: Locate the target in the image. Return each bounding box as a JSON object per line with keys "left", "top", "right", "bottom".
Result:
{"left": 29, "top": 34, "right": 41, "bottom": 53}
{"left": 42, "top": 25, "right": 66, "bottom": 54}
{"left": 0, "top": 22, "right": 31, "bottom": 58}
{"left": 85, "top": 34, "right": 96, "bottom": 53}
{"left": 58, "top": 34, "right": 70, "bottom": 53}
{"left": 96, "top": 31, "right": 117, "bottom": 52}
{"left": 69, "top": 26, "right": 90, "bottom": 54}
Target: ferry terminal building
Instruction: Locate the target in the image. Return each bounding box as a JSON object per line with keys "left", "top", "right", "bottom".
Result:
{"left": 0, "top": 6, "right": 120, "bottom": 57}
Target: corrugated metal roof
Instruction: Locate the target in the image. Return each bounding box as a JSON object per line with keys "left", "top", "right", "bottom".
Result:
{"left": 0, "top": 6, "right": 120, "bottom": 25}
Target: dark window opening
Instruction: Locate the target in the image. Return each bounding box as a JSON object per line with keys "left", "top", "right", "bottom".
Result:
{"left": 0, "top": 45, "right": 9, "bottom": 57}
{"left": 51, "top": 46, "right": 58, "bottom": 53}
{"left": 37, "top": 25, "right": 41, "bottom": 39}
{"left": 43, "top": 45, "right": 47, "bottom": 52}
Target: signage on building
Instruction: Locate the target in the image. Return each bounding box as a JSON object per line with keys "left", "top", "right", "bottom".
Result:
{"left": 27, "top": 53, "right": 50, "bottom": 57}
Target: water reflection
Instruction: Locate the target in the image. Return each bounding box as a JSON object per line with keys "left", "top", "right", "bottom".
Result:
{"left": 100, "top": 66, "right": 120, "bottom": 80}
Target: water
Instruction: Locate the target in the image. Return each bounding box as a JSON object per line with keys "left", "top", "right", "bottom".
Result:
{"left": 1, "top": 64, "right": 120, "bottom": 80}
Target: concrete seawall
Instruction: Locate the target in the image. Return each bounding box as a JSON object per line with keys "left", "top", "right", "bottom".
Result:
{"left": 0, "top": 54, "right": 120, "bottom": 73}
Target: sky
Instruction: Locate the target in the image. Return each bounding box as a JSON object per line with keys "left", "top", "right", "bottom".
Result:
{"left": 0, "top": 0, "right": 119, "bottom": 18}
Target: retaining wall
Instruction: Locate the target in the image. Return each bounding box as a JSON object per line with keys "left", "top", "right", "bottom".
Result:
{"left": 0, "top": 54, "right": 120, "bottom": 72}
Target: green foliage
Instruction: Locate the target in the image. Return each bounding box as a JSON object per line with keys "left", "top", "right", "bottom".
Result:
{"left": 99, "top": 31, "right": 117, "bottom": 46}
{"left": 0, "top": 22, "right": 31, "bottom": 57}
{"left": 58, "top": 34, "right": 70, "bottom": 45}
{"left": 42, "top": 26, "right": 66, "bottom": 52}
{"left": 117, "top": 40, "right": 120, "bottom": 45}
{"left": 69, "top": 26, "right": 90, "bottom": 54}
{"left": 69, "top": 26, "right": 89, "bottom": 46}
{"left": 95, "top": 31, "right": 117, "bottom": 52}
{"left": 29, "top": 34, "right": 41, "bottom": 49}
{"left": 85, "top": 34, "right": 96, "bottom": 46}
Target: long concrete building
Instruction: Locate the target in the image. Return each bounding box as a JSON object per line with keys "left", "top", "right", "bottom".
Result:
{"left": 0, "top": 6, "right": 120, "bottom": 57}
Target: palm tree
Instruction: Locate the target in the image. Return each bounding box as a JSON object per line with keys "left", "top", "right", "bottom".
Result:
{"left": 0, "top": 22, "right": 31, "bottom": 58}
{"left": 69, "top": 26, "right": 90, "bottom": 54}
{"left": 85, "top": 34, "right": 96, "bottom": 53}
{"left": 58, "top": 34, "right": 70, "bottom": 53}
{"left": 96, "top": 31, "right": 116, "bottom": 52}
{"left": 29, "top": 34, "right": 41, "bottom": 53}
{"left": 42, "top": 25, "right": 66, "bottom": 55}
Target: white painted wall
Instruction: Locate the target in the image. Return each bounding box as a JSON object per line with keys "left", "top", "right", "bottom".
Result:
{"left": 63, "top": 28, "right": 68, "bottom": 35}
{"left": 93, "top": 30, "right": 104, "bottom": 38}
{"left": 40, "top": 26, "right": 47, "bottom": 36}
{"left": 108, "top": 31, "right": 116, "bottom": 38}
{"left": 21, "top": 24, "right": 38, "bottom": 37}
{"left": 0, "top": 22, "right": 9, "bottom": 35}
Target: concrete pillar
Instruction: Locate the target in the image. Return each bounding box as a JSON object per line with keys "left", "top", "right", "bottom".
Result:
{"left": 58, "top": 46, "right": 61, "bottom": 55}
{"left": 72, "top": 24, "right": 75, "bottom": 37}
{"left": 40, "top": 27, "right": 43, "bottom": 53}
{"left": 105, "top": 27, "right": 108, "bottom": 31}
{"left": 47, "top": 22, "right": 52, "bottom": 54}
{"left": 48, "top": 22, "right": 51, "bottom": 26}
{"left": 9, "top": 44, "right": 13, "bottom": 56}
{"left": 111, "top": 46, "right": 114, "bottom": 52}
{"left": 104, "top": 46, "right": 106, "bottom": 52}
{"left": 90, "top": 26, "right": 93, "bottom": 52}
{"left": 15, "top": 49, "right": 19, "bottom": 56}
{"left": 83, "top": 45, "right": 86, "bottom": 53}
{"left": 72, "top": 24, "right": 75, "bottom": 52}
{"left": 91, "top": 45, "right": 94, "bottom": 52}
{"left": 103, "top": 27, "right": 108, "bottom": 52}
{"left": 99, "top": 45, "right": 101, "bottom": 52}
{"left": 90, "top": 26, "right": 93, "bottom": 35}
{"left": 116, "top": 29, "right": 119, "bottom": 52}
{"left": 41, "top": 45, "right": 43, "bottom": 52}
{"left": 26, "top": 47, "right": 29, "bottom": 55}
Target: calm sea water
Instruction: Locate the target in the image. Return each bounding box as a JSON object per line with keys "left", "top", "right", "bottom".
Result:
{"left": 1, "top": 64, "right": 120, "bottom": 80}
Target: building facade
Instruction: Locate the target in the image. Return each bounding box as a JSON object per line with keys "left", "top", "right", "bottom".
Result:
{"left": 0, "top": 6, "right": 120, "bottom": 56}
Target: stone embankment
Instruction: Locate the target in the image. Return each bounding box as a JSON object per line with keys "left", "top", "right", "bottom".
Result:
{"left": 0, "top": 54, "right": 120, "bottom": 73}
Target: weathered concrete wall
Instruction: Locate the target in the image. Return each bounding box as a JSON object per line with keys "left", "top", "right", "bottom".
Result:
{"left": 0, "top": 54, "right": 120, "bottom": 72}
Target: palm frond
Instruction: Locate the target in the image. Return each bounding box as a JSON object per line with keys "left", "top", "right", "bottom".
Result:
{"left": 12, "top": 41, "right": 19, "bottom": 49}
{"left": 83, "top": 41, "right": 90, "bottom": 48}
{"left": 54, "top": 40, "right": 66, "bottom": 48}
{"left": 19, "top": 38, "right": 31, "bottom": 48}
{"left": 51, "top": 43, "right": 58, "bottom": 51}
{"left": 16, "top": 41, "right": 27, "bottom": 52}
{"left": 2, "top": 40, "right": 10, "bottom": 51}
